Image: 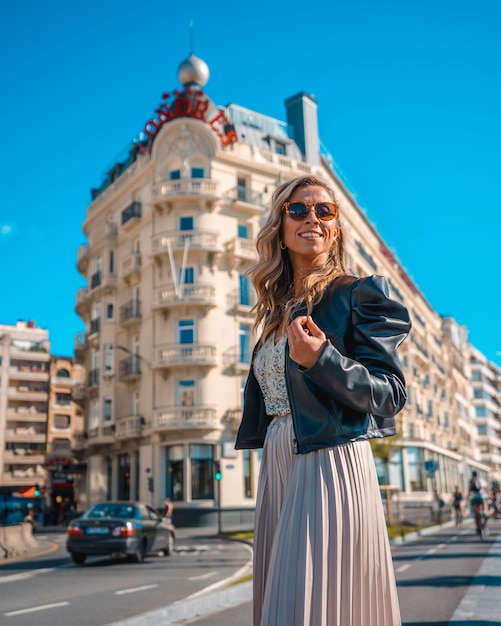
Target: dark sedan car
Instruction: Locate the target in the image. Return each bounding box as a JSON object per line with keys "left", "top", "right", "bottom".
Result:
{"left": 66, "top": 501, "right": 175, "bottom": 565}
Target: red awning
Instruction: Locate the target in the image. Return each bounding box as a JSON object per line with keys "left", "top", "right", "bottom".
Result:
{"left": 18, "top": 486, "right": 38, "bottom": 497}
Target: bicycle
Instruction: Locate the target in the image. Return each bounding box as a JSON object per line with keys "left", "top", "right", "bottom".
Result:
{"left": 472, "top": 503, "right": 487, "bottom": 540}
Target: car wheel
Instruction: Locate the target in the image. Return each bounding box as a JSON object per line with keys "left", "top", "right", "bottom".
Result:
{"left": 71, "top": 552, "right": 87, "bottom": 565}
{"left": 131, "top": 539, "right": 147, "bottom": 563}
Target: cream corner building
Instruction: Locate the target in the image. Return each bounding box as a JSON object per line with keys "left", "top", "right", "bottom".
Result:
{"left": 73, "top": 54, "right": 492, "bottom": 523}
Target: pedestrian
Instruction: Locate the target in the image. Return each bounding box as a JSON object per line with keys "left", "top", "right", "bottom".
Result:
{"left": 433, "top": 486, "right": 445, "bottom": 523}
{"left": 161, "top": 498, "right": 174, "bottom": 520}
{"left": 453, "top": 485, "right": 464, "bottom": 526}
{"left": 236, "top": 175, "right": 411, "bottom": 626}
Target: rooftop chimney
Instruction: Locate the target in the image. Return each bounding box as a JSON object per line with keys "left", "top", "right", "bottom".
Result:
{"left": 285, "top": 92, "right": 320, "bottom": 166}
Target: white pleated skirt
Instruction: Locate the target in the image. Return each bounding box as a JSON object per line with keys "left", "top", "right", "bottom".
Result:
{"left": 253, "top": 416, "right": 401, "bottom": 626}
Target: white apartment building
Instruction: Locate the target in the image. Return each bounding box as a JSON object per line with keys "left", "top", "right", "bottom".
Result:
{"left": 470, "top": 345, "right": 501, "bottom": 484}
{"left": 73, "top": 54, "right": 489, "bottom": 521}
{"left": 0, "top": 321, "right": 50, "bottom": 497}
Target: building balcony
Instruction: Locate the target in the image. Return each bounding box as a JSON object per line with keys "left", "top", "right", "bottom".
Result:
{"left": 7, "top": 387, "right": 48, "bottom": 402}
{"left": 121, "top": 201, "right": 142, "bottom": 229}
{"left": 223, "top": 347, "right": 251, "bottom": 374}
{"left": 74, "top": 332, "right": 87, "bottom": 360}
{"left": 115, "top": 415, "right": 145, "bottom": 440}
{"left": 75, "top": 288, "right": 90, "bottom": 317}
{"left": 72, "top": 382, "right": 87, "bottom": 402}
{"left": 5, "top": 408, "right": 47, "bottom": 422}
{"left": 152, "top": 343, "right": 217, "bottom": 371}
{"left": 72, "top": 431, "right": 87, "bottom": 450}
{"left": 2, "top": 468, "right": 45, "bottom": 485}
{"left": 227, "top": 288, "right": 256, "bottom": 315}
{"left": 8, "top": 346, "right": 50, "bottom": 362}
{"left": 223, "top": 408, "right": 242, "bottom": 433}
{"left": 77, "top": 244, "right": 89, "bottom": 274}
{"left": 227, "top": 185, "right": 266, "bottom": 214}
{"left": 8, "top": 367, "right": 49, "bottom": 382}
{"left": 120, "top": 300, "right": 141, "bottom": 327}
{"left": 3, "top": 451, "right": 46, "bottom": 465}
{"left": 4, "top": 428, "right": 46, "bottom": 443}
{"left": 151, "top": 178, "right": 218, "bottom": 208}
{"left": 226, "top": 237, "right": 258, "bottom": 269}
{"left": 153, "top": 283, "right": 217, "bottom": 311}
{"left": 153, "top": 405, "right": 222, "bottom": 432}
{"left": 121, "top": 251, "right": 142, "bottom": 284}
{"left": 118, "top": 356, "right": 142, "bottom": 382}
{"left": 151, "top": 229, "right": 222, "bottom": 259}
{"left": 87, "top": 424, "right": 116, "bottom": 445}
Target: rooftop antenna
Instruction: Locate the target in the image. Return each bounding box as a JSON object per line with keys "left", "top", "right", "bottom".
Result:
{"left": 190, "top": 19, "right": 195, "bottom": 54}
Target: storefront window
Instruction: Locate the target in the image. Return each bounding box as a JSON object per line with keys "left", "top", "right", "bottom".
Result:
{"left": 166, "top": 445, "right": 184, "bottom": 501}
{"left": 117, "top": 453, "right": 130, "bottom": 500}
{"left": 407, "top": 447, "right": 425, "bottom": 491}
{"left": 190, "top": 444, "right": 214, "bottom": 500}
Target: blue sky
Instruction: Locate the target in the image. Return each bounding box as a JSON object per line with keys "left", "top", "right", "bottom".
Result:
{"left": 1, "top": 0, "right": 500, "bottom": 366}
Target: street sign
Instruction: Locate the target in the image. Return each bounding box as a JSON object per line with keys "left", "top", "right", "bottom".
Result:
{"left": 424, "top": 459, "right": 438, "bottom": 476}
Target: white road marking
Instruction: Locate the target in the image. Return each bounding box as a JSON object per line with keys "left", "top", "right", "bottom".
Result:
{"left": 189, "top": 572, "right": 217, "bottom": 581}
{"left": 396, "top": 564, "right": 411, "bottom": 573}
{"left": 427, "top": 548, "right": 437, "bottom": 554}
{"left": 115, "top": 584, "right": 158, "bottom": 595}
{"left": 5, "top": 601, "right": 69, "bottom": 616}
{"left": 0, "top": 568, "right": 54, "bottom": 584}
{"left": 437, "top": 543, "right": 446, "bottom": 549}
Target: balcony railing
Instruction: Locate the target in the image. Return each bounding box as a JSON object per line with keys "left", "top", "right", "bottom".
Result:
{"left": 227, "top": 288, "right": 256, "bottom": 313}
{"left": 75, "top": 288, "right": 89, "bottom": 315}
{"left": 121, "top": 201, "right": 142, "bottom": 226}
{"left": 151, "top": 230, "right": 222, "bottom": 256}
{"left": 7, "top": 387, "right": 49, "bottom": 401}
{"left": 87, "top": 424, "right": 115, "bottom": 444}
{"left": 152, "top": 178, "right": 218, "bottom": 203}
{"left": 120, "top": 300, "right": 141, "bottom": 325}
{"left": 72, "top": 431, "right": 87, "bottom": 450}
{"left": 153, "top": 406, "right": 221, "bottom": 431}
{"left": 74, "top": 332, "right": 87, "bottom": 358}
{"left": 115, "top": 415, "right": 144, "bottom": 439}
{"left": 153, "top": 283, "right": 216, "bottom": 310}
{"left": 121, "top": 251, "right": 141, "bottom": 281}
{"left": 223, "top": 346, "right": 252, "bottom": 373}
{"left": 228, "top": 185, "right": 266, "bottom": 211}
{"left": 153, "top": 343, "right": 217, "bottom": 369}
{"left": 119, "top": 356, "right": 142, "bottom": 381}
{"left": 77, "top": 244, "right": 89, "bottom": 273}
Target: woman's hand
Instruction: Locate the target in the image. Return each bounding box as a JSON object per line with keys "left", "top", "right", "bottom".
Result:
{"left": 287, "top": 316, "right": 327, "bottom": 369}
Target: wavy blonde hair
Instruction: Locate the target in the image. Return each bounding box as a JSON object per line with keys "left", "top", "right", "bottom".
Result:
{"left": 250, "top": 175, "right": 348, "bottom": 346}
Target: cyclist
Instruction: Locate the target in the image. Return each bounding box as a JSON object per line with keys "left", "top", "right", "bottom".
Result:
{"left": 453, "top": 485, "right": 464, "bottom": 527}
{"left": 468, "top": 470, "right": 487, "bottom": 537}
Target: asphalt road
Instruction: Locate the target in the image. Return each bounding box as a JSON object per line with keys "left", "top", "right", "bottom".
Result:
{"left": 0, "top": 529, "right": 253, "bottom": 626}
{"left": 187, "top": 517, "right": 501, "bottom": 626}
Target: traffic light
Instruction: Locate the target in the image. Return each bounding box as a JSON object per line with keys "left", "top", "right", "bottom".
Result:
{"left": 34, "top": 484, "right": 41, "bottom": 497}
{"left": 214, "top": 461, "right": 222, "bottom": 481}
{"left": 147, "top": 476, "right": 154, "bottom": 492}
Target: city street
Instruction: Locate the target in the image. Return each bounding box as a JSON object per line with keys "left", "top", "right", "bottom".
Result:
{"left": 0, "top": 529, "right": 252, "bottom": 626}
{"left": 0, "top": 519, "right": 500, "bottom": 626}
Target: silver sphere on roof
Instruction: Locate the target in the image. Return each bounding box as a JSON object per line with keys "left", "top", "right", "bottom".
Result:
{"left": 177, "top": 54, "right": 210, "bottom": 87}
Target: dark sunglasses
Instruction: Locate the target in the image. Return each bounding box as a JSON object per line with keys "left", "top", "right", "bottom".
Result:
{"left": 283, "top": 201, "right": 339, "bottom": 221}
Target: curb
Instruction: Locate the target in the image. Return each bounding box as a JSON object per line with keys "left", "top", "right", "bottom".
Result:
{"left": 389, "top": 519, "right": 455, "bottom": 546}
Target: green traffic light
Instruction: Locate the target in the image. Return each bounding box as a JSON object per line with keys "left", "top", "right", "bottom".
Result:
{"left": 215, "top": 472, "right": 222, "bottom": 481}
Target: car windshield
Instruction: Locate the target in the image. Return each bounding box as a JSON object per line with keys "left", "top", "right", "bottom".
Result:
{"left": 83, "top": 503, "right": 138, "bottom": 519}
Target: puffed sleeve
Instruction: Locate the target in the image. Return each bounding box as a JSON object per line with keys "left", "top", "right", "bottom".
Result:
{"left": 303, "top": 275, "right": 411, "bottom": 417}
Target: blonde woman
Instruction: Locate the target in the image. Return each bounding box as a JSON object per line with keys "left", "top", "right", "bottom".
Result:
{"left": 236, "top": 175, "right": 411, "bottom": 626}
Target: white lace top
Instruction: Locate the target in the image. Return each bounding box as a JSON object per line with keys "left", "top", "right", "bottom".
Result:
{"left": 253, "top": 334, "right": 291, "bottom": 417}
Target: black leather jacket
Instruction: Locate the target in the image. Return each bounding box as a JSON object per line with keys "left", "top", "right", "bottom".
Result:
{"left": 235, "top": 274, "right": 411, "bottom": 454}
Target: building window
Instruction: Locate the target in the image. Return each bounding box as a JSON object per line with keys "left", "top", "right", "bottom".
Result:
{"left": 238, "top": 223, "right": 249, "bottom": 239}
{"left": 274, "top": 142, "right": 286, "bottom": 155}
{"left": 103, "top": 345, "right": 114, "bottom": 374}
{"left": 117, "top": 453, "right": 130, "bottom": 500}
{"left": 239, "top": 274, "right": 251, "bottom": 306}
{"left": 166, "top": 445, "right": 184, "bottom": 501}
{"left": 55, "top": 393, "right": 72, "bottom": 406}
{"left": 54, "top": 414, "right": 70, "bottom": 430}
{"left": 190, "top": 444, "right": 214, "bottom": 500}
{"left": 178, "top": 380, "right": 195, "bottom": 406}
{"left": 475, "top": 407, "right": 490, "bottom": 417}
{"left": 191, "top": 167, "right": 204, "bottom": 178}
{"left": 103, "top": 398, "right": 113, "bottom": 423}
{"left": 56, "top": 368, "right": 70, "bottom": 378}
{"left": 178, "top": 319, "right": 194, "bottom": 344}
{"left": 178, "top": 216, "right": 194, "bottom": 231}
{"left": 239, "top": 324, "right": 251, "bottom": 364}
{"left": 178, "top": 266, "right": 194, "bottom": 285}
{"left": 169, "top": 169, "right": 181, "bottom": 180}
{"left": 106, "top": 303, "right": 114, "bottom": 320}
{"left": 109, "top": 250, "right": 115, "bottom": 274}
{"left": 237, "top": 177, "right": 247, "bottom": 201}
{"left": 243, "top": 450, "right": 252, "bottom": 498}
{"left": 407, "top": 447, "right": 425, "bottom": 491}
